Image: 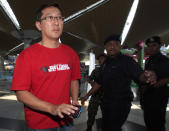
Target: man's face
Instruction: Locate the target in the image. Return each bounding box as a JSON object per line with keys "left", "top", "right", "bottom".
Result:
{"left": 36, "top": 6, "right": 64, "bottom": 41}
{"left": 146, "top": 42, "right": 161, "bottom": 56}
{"left": 104, "top": 40, "right": 121, "bottom": 57}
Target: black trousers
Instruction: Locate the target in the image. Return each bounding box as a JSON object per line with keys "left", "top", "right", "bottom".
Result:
{"left": 140, "top": 91, "right": 168, "bottom": 131}
{"left": 101, "top": 99, "right": 131, "bottom": 131}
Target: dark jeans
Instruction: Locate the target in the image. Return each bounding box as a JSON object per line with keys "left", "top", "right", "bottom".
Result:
{"left": 26, "top": 120, "right": 75, "bottom": 131}
{"left": 102, "top": 99, "right": 131, "bottom": 131}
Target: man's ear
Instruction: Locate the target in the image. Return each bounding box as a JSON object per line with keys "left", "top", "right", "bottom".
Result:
{"left": 35, "top": 21, "right": 41, "bottom": 31}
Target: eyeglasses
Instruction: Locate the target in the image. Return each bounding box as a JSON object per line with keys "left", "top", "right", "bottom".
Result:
{"left": 40, "top": 16, "right": 64, "bottom": 22}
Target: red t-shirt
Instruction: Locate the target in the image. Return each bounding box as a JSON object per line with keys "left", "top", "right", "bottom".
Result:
{"left": 11, "top": 43, "right": 81, "bottom": 129}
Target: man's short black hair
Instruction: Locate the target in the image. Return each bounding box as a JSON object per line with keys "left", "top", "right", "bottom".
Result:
{"left": 36, "top": 3, "right": 63, "bottom": 22}
{"left": 145, "top": 36, "right": 162, "bottom": 45}
{"left": 97, "top": 53, "right": 107, "bottom": 60}
{"left": 104, "top": 34, "right": 121, "bottom": 45}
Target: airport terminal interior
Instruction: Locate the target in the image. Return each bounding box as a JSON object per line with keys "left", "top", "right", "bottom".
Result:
{"left": 0, "top": 0, "right": 169, "bottom": 131}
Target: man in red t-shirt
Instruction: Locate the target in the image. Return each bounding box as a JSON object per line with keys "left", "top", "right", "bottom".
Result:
{"left": 11, "top": 3, "right": 81, "bottom": 131}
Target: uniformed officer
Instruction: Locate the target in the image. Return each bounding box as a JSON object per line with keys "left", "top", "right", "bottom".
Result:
{"left": 139, "top": 36, "right": 169, "bottom": 131}
{"left": 81, "top": 34, "right": 156, "bottom": 131}
{"left": 82, "top": 53, "right": 106, "bottom": 131}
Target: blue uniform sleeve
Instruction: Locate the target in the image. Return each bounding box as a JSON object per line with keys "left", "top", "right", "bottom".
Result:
{"left": 125, "top": 57, "right": 144, "bottom": 83}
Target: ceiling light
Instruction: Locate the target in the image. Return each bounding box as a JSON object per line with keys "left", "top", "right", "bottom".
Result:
{"left": 0, "top": 0, "right": 21, "bottom": 30}
{"left": 121, "top": 0, "right": 139, "bottom": 45}
{"left": 64, "top": 0, "right": 109, "bottom": 24}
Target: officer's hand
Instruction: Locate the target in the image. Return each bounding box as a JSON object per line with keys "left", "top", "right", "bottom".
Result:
{"left": 144, "top": 70, "right": 157, "bottom": 85}
{"left": 80, "top": 95, "right": 89, "bottom": 105}
{"left": 49, "top": 104, "right": 78, "bottom": 118}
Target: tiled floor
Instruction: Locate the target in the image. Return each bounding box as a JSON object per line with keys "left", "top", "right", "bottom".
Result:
{"left": 95, "top": 118, "right": 146, "bottom": 131}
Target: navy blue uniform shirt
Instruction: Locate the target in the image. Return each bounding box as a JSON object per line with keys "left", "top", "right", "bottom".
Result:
{"left": 96, "top": 53, "right": 143, "bottom": 102}
{"left": 145, "top": 52, "right": 169, "bottom": 96}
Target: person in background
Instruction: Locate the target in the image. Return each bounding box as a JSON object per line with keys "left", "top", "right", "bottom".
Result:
{"left": 81, "top": 53, "right": 106, "bottom": 131}
{"left": 11, "top": 3, "right": 81, "bottom": 131}
{"left": 81, "top": 34, "right": 156, "bottom": 131}
{"left": 139, "top": 36, "right": 169, "bottom": 131}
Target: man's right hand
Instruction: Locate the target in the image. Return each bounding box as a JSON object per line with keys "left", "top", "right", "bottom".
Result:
{"left": 49, "top": 104, "right": 78, "bottom": 118}
{"left": 144, "top": 70, "right": 157, "bottom": 85}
